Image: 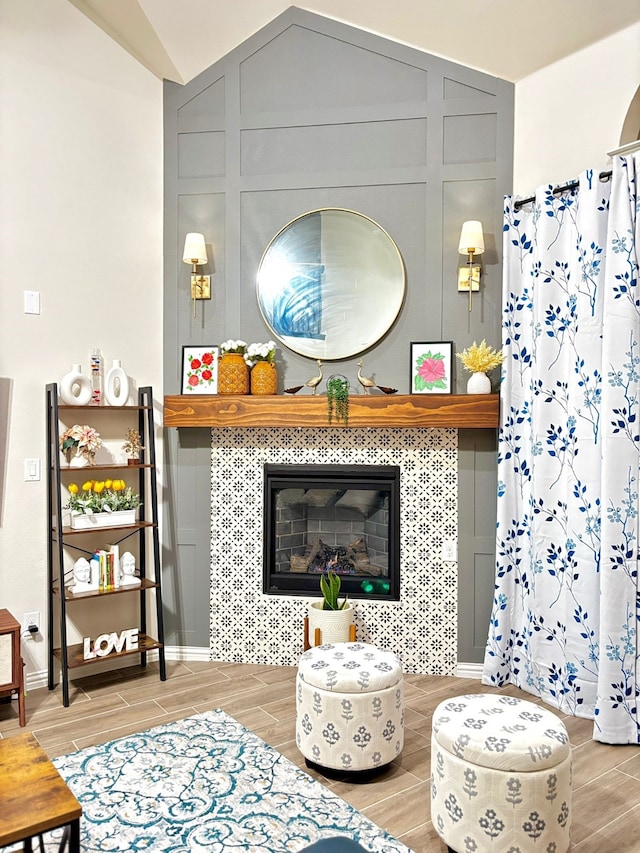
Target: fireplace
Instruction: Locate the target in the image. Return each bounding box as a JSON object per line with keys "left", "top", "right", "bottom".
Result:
{"left": 263, "top": 464, "right": 400, "bottom": 601}
{"left": 209, "top": 426, "right": 457, "bottom": 672}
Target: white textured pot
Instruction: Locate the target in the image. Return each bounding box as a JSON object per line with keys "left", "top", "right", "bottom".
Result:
{"left": 307, "top": 601, "right": 354, "bottom": 646}
{"left": 466, "top": 372, "right": 492, "bottom": 394}
{"left": 70, "top": 510, "right": 136, "bottom": 530}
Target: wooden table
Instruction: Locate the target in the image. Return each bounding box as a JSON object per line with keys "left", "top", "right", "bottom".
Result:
{"left": 0, "top": 732, "right": 81, "bottom": 852}
{"left": 0, "top": 608, "right": 26, "bottom": 726}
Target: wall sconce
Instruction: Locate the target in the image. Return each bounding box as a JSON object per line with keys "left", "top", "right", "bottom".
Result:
{"left": 458, "top": 220, "right": 485, "bottom": 312}
{"left": 182, "top": 232, "right": 210, "bottom": 318}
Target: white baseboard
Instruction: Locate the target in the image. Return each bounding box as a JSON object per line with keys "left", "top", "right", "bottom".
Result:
{"left": 455, "top": 662, "right": 484, "bottom": 680}
{"left": 24, "top": 646, "right": 211, "bottom": 693}
{"left": 27, "top": 652, "right": 483, "bottom": 692}
{"left": 25, "top": 669, "right": 48, "bottom": 692}
{"left": 163, "top": 645, "right": 211, "bottom": 662}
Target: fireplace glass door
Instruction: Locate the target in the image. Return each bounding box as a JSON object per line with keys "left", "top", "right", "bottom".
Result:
{"left": 263, "top": 464, "right": 400, "bottom": 601}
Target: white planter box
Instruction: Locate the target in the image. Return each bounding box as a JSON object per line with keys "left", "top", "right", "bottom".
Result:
{"left": 70, "top": 510, "right": 136, "bottom": 530}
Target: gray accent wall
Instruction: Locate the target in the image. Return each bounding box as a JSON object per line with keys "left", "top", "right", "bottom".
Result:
{"left": 163, "top": 7, "right": 513, "bottom": 655}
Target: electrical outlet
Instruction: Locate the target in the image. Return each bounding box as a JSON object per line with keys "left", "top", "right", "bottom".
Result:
{"left": 441, "top": 540, "right": 457, "bottom": 562}
{"left": 24, "top": 611, "right": 40, "bottom": 635}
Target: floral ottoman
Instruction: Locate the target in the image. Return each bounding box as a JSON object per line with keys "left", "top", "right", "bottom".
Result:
{"left": 296, "top": 642, "right": 404, "bottom": 772}
{"left": 430, "top": 693, "right": 572, "bottom": 853}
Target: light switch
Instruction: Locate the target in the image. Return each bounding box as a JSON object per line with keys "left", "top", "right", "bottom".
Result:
{"left": 24, "top": 291, "right": 41, "bottom": 314}
{"left": 24, "top": 458, "right": 40, "bottom": 481}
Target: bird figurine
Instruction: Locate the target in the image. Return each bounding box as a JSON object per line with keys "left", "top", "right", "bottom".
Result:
{"left": 304, "top": 359, "right": 323, "bottom": 395}
{"left": 357, "top": 359, "right": 376, "bottom": 394}
{"left": 357, "top": 359, "right": 398, "bottom": 395}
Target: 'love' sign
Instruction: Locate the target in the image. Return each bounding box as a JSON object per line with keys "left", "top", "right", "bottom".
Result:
{"left": 83, "top": 628, "right": 139, "bottom": 660}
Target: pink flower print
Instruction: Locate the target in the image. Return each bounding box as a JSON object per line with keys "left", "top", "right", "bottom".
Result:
{"left": 413, "top": 349, "right": 449, "bottom": 392}
{"left": 418, "top": 357, "right": 445, "bottom": 383}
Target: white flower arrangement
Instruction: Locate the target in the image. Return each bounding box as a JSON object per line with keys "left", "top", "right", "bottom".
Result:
{"left": 220, "top": 339, "right": 247, "bottom": 355}
{"left": 59, "top": 424, "right": 102, "bottom": 464}
{"left": 244, "top": 341, "right": 276, "bottom": 368}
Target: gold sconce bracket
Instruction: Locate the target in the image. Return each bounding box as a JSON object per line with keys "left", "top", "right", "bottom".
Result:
{"left": 191, "top": 275, "right": 211, "bottom": 300}
{"left": 457, "top": 266, "right": 481, "bottom": 292}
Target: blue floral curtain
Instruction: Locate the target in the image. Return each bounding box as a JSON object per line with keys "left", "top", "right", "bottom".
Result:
{"left": 483, "top": 154, "right": 640, "bottom": 744}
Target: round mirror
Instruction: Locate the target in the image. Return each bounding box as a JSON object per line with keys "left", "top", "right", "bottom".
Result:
{"left": 256, "top": 208, "right": 405, "bottom": 360}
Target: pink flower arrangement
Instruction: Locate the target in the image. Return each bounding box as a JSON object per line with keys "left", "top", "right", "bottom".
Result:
{"left": 59, "top": 424, "right": 102, "bottom": 465}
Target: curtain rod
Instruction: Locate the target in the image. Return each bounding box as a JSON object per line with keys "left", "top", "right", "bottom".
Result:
{"left": 514, "top": 170, "right": 613, "bottom": 211}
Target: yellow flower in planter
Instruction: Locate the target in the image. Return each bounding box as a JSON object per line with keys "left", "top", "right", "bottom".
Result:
{"left": 65, "top": 478, "right": 141, "bottom": 514}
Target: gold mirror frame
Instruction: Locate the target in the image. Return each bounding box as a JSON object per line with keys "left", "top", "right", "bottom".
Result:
{"left": 256, "top": 208, "right": 405, "bottom": 360}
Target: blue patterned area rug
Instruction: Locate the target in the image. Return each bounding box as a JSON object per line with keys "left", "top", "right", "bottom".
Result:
{"left": 48, "top": 709, "right": 411, "bottom": 852}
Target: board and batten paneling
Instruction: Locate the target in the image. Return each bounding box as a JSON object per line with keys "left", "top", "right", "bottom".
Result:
{"left": 163, "top": 7, "right": 512, "bottom": 657}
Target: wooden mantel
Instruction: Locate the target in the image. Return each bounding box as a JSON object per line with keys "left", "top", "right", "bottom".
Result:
{"left": 163, "top": 393, "right": 499, "bottom": 429}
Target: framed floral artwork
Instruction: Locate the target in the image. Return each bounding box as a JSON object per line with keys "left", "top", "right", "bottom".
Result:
{"left": 410, "top": 341, "right": 453, "bottom": 394}
{"left": 181, "top": 346, "right": 219, "bottom": 394}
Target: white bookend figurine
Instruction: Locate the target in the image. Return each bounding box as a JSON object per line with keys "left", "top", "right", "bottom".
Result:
{"left": 72, "top": 557, "right": 99, "bottom": 592}
{"left": 121, "top": 551, "right": 141, "bottom": 586}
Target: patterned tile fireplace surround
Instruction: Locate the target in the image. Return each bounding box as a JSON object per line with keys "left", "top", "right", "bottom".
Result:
{"left": 209, "top": 426, "right": 457, "bottom": 674}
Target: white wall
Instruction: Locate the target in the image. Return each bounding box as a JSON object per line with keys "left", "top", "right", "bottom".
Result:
{"left": 513, "top": 23, "right": 640, "bottom": 195}
{"left": 0, "top": 0, "right": 163, "bottom": 684}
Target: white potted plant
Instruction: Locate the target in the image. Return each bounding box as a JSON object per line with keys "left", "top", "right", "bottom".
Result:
{"left": 306, "top": 569, "right": 355, "bottom": 647}
{"left": 59, "top": 424, "right": 102, "bottom": 467}
{"left": 456, "top": 339, "right": 504, "bottom": 394}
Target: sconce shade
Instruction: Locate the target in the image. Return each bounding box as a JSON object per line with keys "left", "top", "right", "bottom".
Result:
{"left": 458, "top": 220, "right": 485, "bottom": 255}
{"left": 183, "top": 232, "right": 207, "bottom": 265}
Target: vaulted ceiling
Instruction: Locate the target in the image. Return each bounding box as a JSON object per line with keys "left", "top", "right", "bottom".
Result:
{"left": 68, "top": 0, "right": 640, "bottom": 84}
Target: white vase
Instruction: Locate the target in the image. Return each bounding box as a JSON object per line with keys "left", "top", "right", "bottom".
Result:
{"left": 104, "top": 360, "right": 130, "bottom": 406}
{"left": 307, "top": 601, "right": 355, "bottom": 646}
{"left": 466, "top": 372, "right": 492, "bottom": 394}
{"left": 60, "top": 364, "right": 92, "bottom": 406}
{"left": 68, "top": 451, "right": 88, "bottom": 468}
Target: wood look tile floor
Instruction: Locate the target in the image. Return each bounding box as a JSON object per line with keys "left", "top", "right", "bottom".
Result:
{"left": 1, "top": 660, "right": 639, "bottom": 852}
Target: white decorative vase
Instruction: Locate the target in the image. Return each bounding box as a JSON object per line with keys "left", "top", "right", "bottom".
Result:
{"left": 60, "top": 364, "right": 92, "bottom": 406}
{"left": 68, "top": 451, "right": 89, "bottom": 468}
{"left": 466, "top": 372, "right": 492, "bottom": 394}
{"left": 104, "top": 360, "right": 130, "bottom": 406}
{"left": 307, "top": 601, "right": 355, "bottom": 646}
{"left": 70, "top": 509, "right": 136, "bottom": 530}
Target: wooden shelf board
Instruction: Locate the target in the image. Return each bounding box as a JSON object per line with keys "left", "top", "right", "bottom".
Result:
{"left": 58, "top": 404, "right": 150, "bottom": 411}
{"left": 54, "top": 634, "right": 162, "bottom": 668}
{"left": 163, "top": 393, "right": 499, "bottom": 429}
{"left": 55, "top": 578, "right": 159, "bottom": 601}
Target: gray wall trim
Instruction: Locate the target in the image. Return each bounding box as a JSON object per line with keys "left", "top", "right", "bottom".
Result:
{"left": 163, "top": 6, "right": 512, "bottom": 652}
